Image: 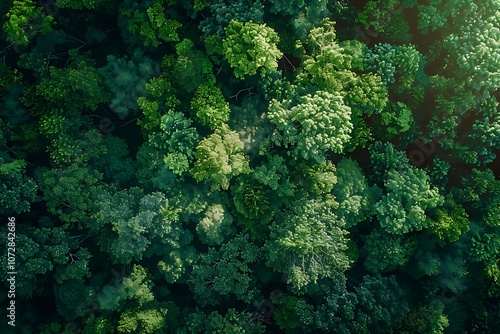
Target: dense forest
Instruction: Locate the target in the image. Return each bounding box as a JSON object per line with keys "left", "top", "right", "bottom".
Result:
{"left": 1, "top": 0, "right": 499, "bottom": 333}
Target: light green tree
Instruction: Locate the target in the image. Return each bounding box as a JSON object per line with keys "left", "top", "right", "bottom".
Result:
{"left": 191, "top": 125, "right": 250, "bottom": 191}
{"left": 196, "top": 204, "right": 235, "bottom": 245}
{"left": 375, "top": 167, "right": 444, "bottom": 234}
{"left": 222, "top": 20, "right": 282, "bottom": 78}
{"left": 333, "top": 158, "right": 377, "bottom": 228}
{"left": 268, "top": 90, "right": 352, "bottom": 163}
{"left": 190, "top": 83, "right": 230, "bottom": 130}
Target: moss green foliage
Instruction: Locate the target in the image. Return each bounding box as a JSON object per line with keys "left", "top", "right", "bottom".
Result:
{"left": 191, "top": 125, "right": 250, "bottom": 191}
{"left": 190, "top": 83, "right": 230, "bottom": 130}
{"left": 120, "top": 0, "right": 181, "bottom": 47}
{"left": 268, "top": 90, "right": 353, "bottom": 162}
{"left": 3, "top": 0, "right": 53, "bottom": 46}
{"left": 1, "top": 1, "right": 499, "bottom": 333}
{"left": 222, "top": 20, "right": 282, "bottom": 78}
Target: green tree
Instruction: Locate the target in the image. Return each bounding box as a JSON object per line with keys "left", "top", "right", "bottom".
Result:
{"left": 93, "top": 188, "right": 178, "bottom": 264}
{"left": 442, "top": 1, "right": 500, "bottom": 91}
{"left": 120, "top": 0, "right": 181, "bottom": 47}
{"left": 268, "top": 90, "right": 353, "bottom": 163}
{"left": 136, "top": 75, "right": 180, "bottom": 135}
{"left": 333, "top": 158, "right": 377, "bottom": 228}
{"left": 231, "top": 155, "right": 295, "bottom": 237}
{"left": 38, "top": 164, "right": 104, "bottom": 226}
{"left": 355, "top": 0, "right": 411, "bottom": 42}
{"left": 198, "top": 0, "right": 265, "bottom": 37}
{"left": 222, "top": 20, "right": 282, "bottom": 78}
{"left": 361, "top": 229, "right": 416, "bottom": 273}
{"left": 180, "top": 308, "right": 265, "bottom": 334}
{"left": 117, "top": 303, "right": 168, "bottom": 334}
{"left": 299, "top": 275, "right": 409, "bottom": 333}
{"left": 54, "top": 278, "right": 95, "bottom": 321}
{"left": 191, "top": 125, "right": 250, "bottom": 191}
{"left": 0, "top": 224, "right": 80, "bottom": 298}
{"left": 368, "top": 141, "right": 410, "bottom": 181}
{"left": 363, "top": 43, "right": 397, "bottom": 86}
{"left": 0, "top": 156, "right": 37, "bottom": 215}
{"left": 99, "top": 50, "right": 160, "bottom": 118}
{"left": 296, "top": 20, "right": 357, "bottom": 94}
{"left": 264, "top": 197, "right": 351, "bottom": 293}
{"left": 190, "top": 83, "right": 230, "bottom": 130}
{"left": 146, "top": 110, "right": 200, "bottom": 176}
{"left": 82, "top": 316, "right": 114, "bottom": 334}
{"left": 268, "top": 0, "right": 305, "bottom": 16}
{"left": 56, "top": 0, "right": 115, "bottom": 10}
{"left": 378, "top": 101, "right": 413, "bottom": 138}
{"left": 168, "top": 38, "right": 216, "bottom": 93}
{"left": 375, "top": 166, "right": 444, "bottom": 234}
{"left": 96, "top": 264, "right": 154, "bottom": 312}
{"left": 3, "top": 0, "right": 53, "bottom": 46}
{"left": 188, "top": 234, "right": 259, "bottom": 306}
{"left": 91, "top": 135, "right": 135, "bottom": 184}
{"left": 36, "top": 50, "right": 110, "bottom": 111}
{"left": 196, "top": 203, "right": 235, "bottom": 246}
{"left": 39, "top": 110, "right": 107, "bottom": 165}
{"left": 426, "top": 194, "right": 470, "bottom": 243}
{"left": 157, "top": 246, "right": 197, "bottom": 284}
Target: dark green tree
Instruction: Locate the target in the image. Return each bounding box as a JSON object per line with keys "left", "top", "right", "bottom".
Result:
{"left": 264, "top": 197, "right": 351, "bottom": 292}
{"left": 188, "top": 234, "right": 259, "bottom": 306}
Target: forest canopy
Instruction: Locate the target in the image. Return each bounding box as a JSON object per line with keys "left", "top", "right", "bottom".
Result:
{"left": 1, "top": 0, "right": 499, "bottom": 333}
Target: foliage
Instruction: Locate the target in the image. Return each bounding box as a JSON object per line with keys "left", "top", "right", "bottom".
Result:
{"left": 426, "top": 195, "right": 470, "bottom": 243}
{"left": 137, "top": 76, "right": 180, "bottom": 134}
{"left": 0, "top": 224, "right": 78, "bottom": 298}
{"left": 379, "top": 101, "right": 413, "bottom": 137}
{"left": 120, "top": 0, "right": 181, "bottom": 47}
{"left": 38, "top": 164, "right": 104, "bottom": 226}
{"left": 196, "top": 203, "right": 235, "bottom": 245}
{"left": 191, "top": 125, "right": 250, "bottom": 191}
{"left": 188, "top": 234, "right": 259, "bottom": 306}
{"left": 264, "top": 197, "right": 351, "bottom": 293}
{"left": 3, "top": 0, "right": 53, "bottom": 46}
{"left": 375, "top": 166, "right": 444, "bottom": 234}
{"left": 198, "top": 0, "right": 265, "bottom": 37}
{"left": 37, "top": 50, "right": 110, "bottom": 111}
{"left": 147, "top": 110, "right": 200, "bottom": 175}
{"left": 268, "top": 90, "right": 353, "bottom": 163}
{"left": 93, "top": 188, "right": 178, "bottom": 264}
{"left": 361, "top": 228, "right": 416, "bottom": 272}
{"left": 99, "top": 50, "right": 159, "bottom": 118}
{"left": 0, "top": 157, "right": 37, "bottom": 215}
{"left": 180, "top": 308, "right": 265, "bottom": 334}
{"left": 2, "top": 1, "right": 500, "bottom": 332}
{"left": 222, "top": 20, "right": 282, "bottom": 78}
{"left": 190, "top": 83, "right": 230, "bottom": 130}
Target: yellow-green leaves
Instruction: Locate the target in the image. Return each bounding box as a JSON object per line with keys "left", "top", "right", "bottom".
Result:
{"left": 222, "top": 20, "right": 282, "bottom": 78}
{"left": 191, "top": 125, "right": 250, "bottom": 191}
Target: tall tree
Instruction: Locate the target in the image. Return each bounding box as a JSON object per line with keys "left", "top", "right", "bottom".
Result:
{"left": 3, "top": 0, "right": 53, "bottom": 46}
{"left": 268, "top": 90, "right": 353, "bottom": 163}
{"left": 222, "top": 20, "right": 282, "bottom": 78}
{"left": 375, "top": 166, "right": 444, "bottom": 234}
{"left": 188, "top": 234, "right": 259, "bottom": 306}
{"left": 99, "top": 50, "right": 160, "bottom": 119}
{"left": 191, "top": 125, "right": 250, "bottom": 191}
{"left": 264, "top": 197, "right": 351, "bottom": 293}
